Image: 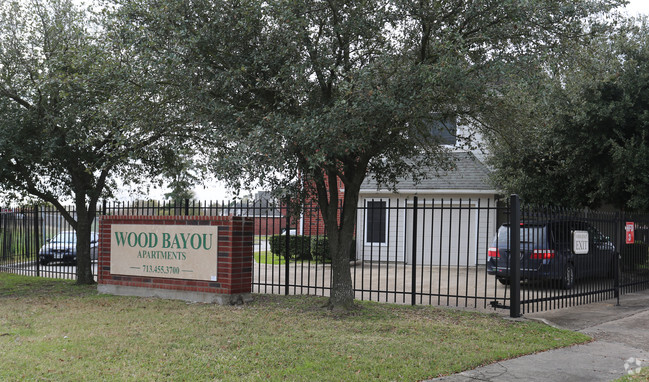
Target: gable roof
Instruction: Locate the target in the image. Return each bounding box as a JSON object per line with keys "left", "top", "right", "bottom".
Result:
{"left": 360, "top": 151, "right": 496, "bottom": 193}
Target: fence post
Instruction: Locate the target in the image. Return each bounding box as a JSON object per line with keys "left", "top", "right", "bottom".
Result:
{"left": 615, "top": 211, "right": 621, "bottom": 305}
{"left": 185, "top": 199, "right": 190, "bottom": 216}
{"left": 509, "top": 194, "right": 521, "bottom": 318}
{"left": 411, "top": 196, "right": 418, "bottom": 306}
{"left": 285, "top": 202, "right": 290, "bottom": 296}
{"left": 34, "top": 205, "right": 40, "bottom": 277}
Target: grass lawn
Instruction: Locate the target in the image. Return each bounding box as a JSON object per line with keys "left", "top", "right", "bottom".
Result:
{"left": 617, "top": 367, "right": 649, "bottom": 381}
{"left": 0, "top": 273, "right": 590, "bottom": 381}
{"left": 254, "top": 250, "right": 286, "bottom": 265}
{"left": 253, "top": 235, "right": 269, "bottom": 244}
{"left": 253, "top": 251, "right": 329, "bottom": 265}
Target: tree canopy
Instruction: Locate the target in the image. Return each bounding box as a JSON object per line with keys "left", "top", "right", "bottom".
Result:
{"left": 110, "top": 0, "right": 624, "bottom": 308}
{"left": 487, "top": 16, "right": 649, "bottom": 211}
{"left": 0, "top": 0, "right": 184, "bottom": 283}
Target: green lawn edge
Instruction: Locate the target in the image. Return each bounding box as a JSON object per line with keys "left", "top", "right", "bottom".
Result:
{"left": 0, "top": 273, "right": 591, "bottom": 381}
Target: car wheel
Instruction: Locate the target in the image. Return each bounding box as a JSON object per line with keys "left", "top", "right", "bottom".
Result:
{"left": 497, "top": 277, "right": 510, "bottom": 286}
{"left": 560, "top": 263, "right": 575, "bottom": 290}
{"left": 40, "top": 259, "right": 49, "bottom": 266}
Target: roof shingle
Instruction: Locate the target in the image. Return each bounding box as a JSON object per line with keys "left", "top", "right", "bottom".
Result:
{"left": 360, "top": 152, "right": 494, "bottom": 192}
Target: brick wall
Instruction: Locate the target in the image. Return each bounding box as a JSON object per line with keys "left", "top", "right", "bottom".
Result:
{"left": 302, "top": 174, "right": 344, "bottom": 236}
{"left": 254, "top": 216, "right": 284, "bottom": 236}
{"left": 97, "top": 215, "right": 253, "bottom": 303}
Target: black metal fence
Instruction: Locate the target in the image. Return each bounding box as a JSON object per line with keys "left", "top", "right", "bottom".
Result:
{"left": 504, "top": 195, "right": 649, "bottom": 316}
{"left": 0, "top": 208, "right": 37, "bottom": 271}
{"left": 1, "top": 197, "right": 648, "bottom": 315}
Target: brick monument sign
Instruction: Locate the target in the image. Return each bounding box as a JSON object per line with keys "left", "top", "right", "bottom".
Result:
{"left": 97, "top": 215, "right": 253, "bottom": 305}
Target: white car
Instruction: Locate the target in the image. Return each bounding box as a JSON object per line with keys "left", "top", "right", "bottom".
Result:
{"left": 39, "top": 231, "right": 98, "bottom": 266}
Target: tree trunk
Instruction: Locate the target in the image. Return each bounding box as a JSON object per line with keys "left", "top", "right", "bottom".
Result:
{"left": 325, "top": 226, "right": 356, "bottom": 310}
{"left": 317, "top": 171, "right": 363, "bottom": 310}
{"left": 75, "top": 202, "right": 96, "bottom": 285}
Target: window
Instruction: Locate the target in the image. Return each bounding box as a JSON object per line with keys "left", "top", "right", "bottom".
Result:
{"left": 366, "top": 200, "right": 387, "bottom": 244}
{"left": 423, "top": 115, "right": 457, "bottom": 146}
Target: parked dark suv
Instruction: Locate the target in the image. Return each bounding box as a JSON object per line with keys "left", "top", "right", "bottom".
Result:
{"left": 487, "top": 220, "right": 617, "bottom": 289}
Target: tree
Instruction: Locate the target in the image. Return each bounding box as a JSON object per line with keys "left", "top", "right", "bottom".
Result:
{"left": 488, "top": 16, "right": 649, "bottom": 211}
{"left": 113, "top": 0, "right": 622, "bottom": 308}
{"left": 162, "top": 149, "right": 198, "bottom": 201}
{"left": 0, "top": 0, "right": 182, "bottom": 283}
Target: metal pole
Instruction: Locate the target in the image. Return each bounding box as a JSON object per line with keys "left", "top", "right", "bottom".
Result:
{"left": 34, "top": 205, "right": 40, "bottom": 277}
{"left": 285, "top": 202, "right": 290, "bottom": 296}
{"left": 510, "top": 195, "right": 521, "bottom": 318}
{"left": 411, "top": 196, "right": 418, "bottom": 306}
{"left": 615, "top": 212, "right": 621, "bottom": 305}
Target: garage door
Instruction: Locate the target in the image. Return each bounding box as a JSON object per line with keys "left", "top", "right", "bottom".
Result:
{"left": 405, "top": 202, "right": 478, "bottom": 266}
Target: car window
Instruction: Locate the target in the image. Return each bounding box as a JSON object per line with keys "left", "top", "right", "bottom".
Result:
{"left": 52, "top": 232, "right": 77, "bottom": 243}
{"left": 550, "top": 220, "right": 611, "bottom": 246}
{"left": 495, "top": 225, "right": 546, "bottom": 246}
{"left": 550, "top": 221, "right": 591, "bottom": 245}
{"left": 586, "top": 225, "right": 607, "bottom": 243}
{"left": 550, "top": 222, "right": 572, "bottom": 245}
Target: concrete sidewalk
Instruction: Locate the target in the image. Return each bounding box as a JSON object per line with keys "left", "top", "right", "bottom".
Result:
{"left": 430, "top": 289, "right": 649, "bottom": 382}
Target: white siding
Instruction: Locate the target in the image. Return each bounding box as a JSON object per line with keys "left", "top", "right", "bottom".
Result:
{"left": 356, "top": 195, "right": 498, "bottom": 266}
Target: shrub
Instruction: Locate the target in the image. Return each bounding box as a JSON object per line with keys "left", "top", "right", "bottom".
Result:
{"left": 620, "top": 241, "right": 649, "bottom": 271}
{"left": 310, "top": 236, "right": 330, "bottom": 262}
{"left": 269, "top": 234, "right": 312, "bottom": 260}
{"left": 310, "top": 236, "right": 356, "bottom": 263}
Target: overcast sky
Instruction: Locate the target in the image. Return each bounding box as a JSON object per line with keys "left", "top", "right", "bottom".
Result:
{"left": 625, "top": 0, "right": 649, "bottom": 16}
